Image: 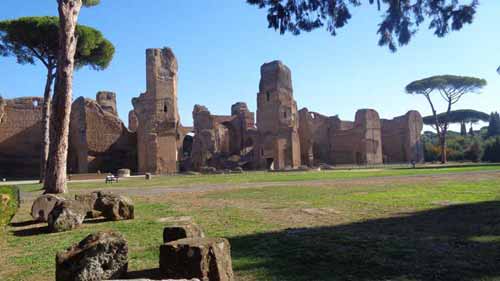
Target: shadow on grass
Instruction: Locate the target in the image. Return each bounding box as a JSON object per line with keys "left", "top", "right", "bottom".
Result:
{"left": 230, "top": 201, "right": 500, "bottom": 281}
{"left": 9, "top": 220, "right": 39, "bottom": 227}
{"left": 12, "top": 225, "right": 48, "bottom": 236}
{"left": 393, "top": 163, "right": 500, "bottom": 170}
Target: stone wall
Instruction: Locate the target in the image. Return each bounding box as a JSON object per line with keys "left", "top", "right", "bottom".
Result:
{"left": 299, "top": 108, "right": 384, "bottom": 166}
{"left": 381, "top": 111, "right": 424, "bottom": 163}
{"left": 256, "top": 61, "right": 301, "bottom": 170}
{"left": 298, "top": 108, "right": 335, "bottom": 166}
{"left": 0, "top": 97, "right": 43, "bottom": 178}
{"left": 68, "top": 94, "right": 137, "bottom": 174}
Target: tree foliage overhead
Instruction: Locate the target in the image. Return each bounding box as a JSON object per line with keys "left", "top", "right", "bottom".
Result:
{"left": 422, "top": 109, "right": 490, "bottom": 126}
{"left": 0, "top": 16, "right": 114, "bottom": 70}
{"left": 246, "top": 0, "right": 479, "bottom": 51}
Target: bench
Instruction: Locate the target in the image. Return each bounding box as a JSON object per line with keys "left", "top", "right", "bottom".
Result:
{"left": 105, "top": 175, "right": 119, "bottom": 184}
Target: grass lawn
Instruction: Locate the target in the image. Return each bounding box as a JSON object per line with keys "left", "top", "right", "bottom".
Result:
{"left": 1, "top": 166, "right": 500, "bottom": 281}
{"left": 17, "top": 163, "right": 500, "bottom": 193}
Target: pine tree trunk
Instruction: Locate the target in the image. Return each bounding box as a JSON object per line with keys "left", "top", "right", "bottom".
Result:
{"left": 44, "top": 0, "right": 82, "bottom": 194}
{"left": 39, "top": 68, "right": 54, "bottom": 184}
{"left": 440, "top": 135, "right": 447, "bottom": 164}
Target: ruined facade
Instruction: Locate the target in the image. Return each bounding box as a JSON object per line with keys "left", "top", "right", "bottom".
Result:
{"left": 255, "top": 61, "right": 301, "bottom": 170}
{"left": 190, "top": 103, "right": 256, "bottom": 171}
{"left": 299, "top": 108, "right": 423, "bottom": 166}
{"left": 68, "top": 92, "right": 136, "bottom": 174}
{"left": 381, "top": 111, "right": 424, "bottom": 163}
{"left": 0, "top": 97, "right": 43, "bottom": 178}
{"left": 0, "top": 48, "right": 425, "bottom": 178}
{"left": 130, "top": 48, "right": 187, "bottom": 174}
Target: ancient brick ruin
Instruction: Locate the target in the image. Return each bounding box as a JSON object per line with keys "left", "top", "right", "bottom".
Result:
{"left": 68, "top": 92, "right": 136, "bottom": 174}
{"left": 0, "top": 97, "right": 43, "bottom": 178}
{"left": 0, "top": 47, "right": 424, "bottom": 178}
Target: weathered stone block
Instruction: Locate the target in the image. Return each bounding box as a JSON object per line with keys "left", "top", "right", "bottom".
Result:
{"left": 56, "top": 231, "right": 128, "bottom": 281}
{"left": 48, "top": 200, "right": 86, "bottom": 233}
{"left": 74, "top": 192, "right": 101, "bottom": 219}
{"left": 163, "top": 223, "right": 205, "bottom": 243}
{"left": 159, "top": 238, "right": 234, "bottom": 281}
{"left": 95, "top": 192, "right": 134, "bottom": 221}
{"left": 31, "top": 194, "right": 65, "bottom": 222}
{"left": 117, "top": 169, "right": 131, "bottom": 178}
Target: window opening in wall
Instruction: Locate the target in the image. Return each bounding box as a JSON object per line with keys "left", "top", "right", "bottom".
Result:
{"left": 266, "top": 92, "right": 270, "bottom": 102}
{"left": 164, "top": 103, "right": 168, "bottom": 113}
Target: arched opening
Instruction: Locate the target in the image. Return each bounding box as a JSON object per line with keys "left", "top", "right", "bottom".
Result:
{"left": 179, "top": 132, "right": 194, "bottom": 172}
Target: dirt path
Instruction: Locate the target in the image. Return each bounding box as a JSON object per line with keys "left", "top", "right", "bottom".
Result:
{"left": 20, "top": 170, "right": 500, "bottom": 201}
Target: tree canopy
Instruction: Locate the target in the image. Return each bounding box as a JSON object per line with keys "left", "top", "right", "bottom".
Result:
{"left": 246, "top": 0, "right": 479, "bottom": 51}
{"left": 487, "top": 112, "right": 500, "bottom": 138}
{"left": 406, "top": 75, "right": 486, "bottom": 97}
{"left": 422, "top": 109, "right": 490, "bottom": 126}
{"left": 0, "top": 16, "right": 114, "bottom": 70}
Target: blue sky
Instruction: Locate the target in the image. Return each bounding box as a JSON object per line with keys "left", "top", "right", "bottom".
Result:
{"left": 0, "top": 1, "right": 498, "bottom": 130}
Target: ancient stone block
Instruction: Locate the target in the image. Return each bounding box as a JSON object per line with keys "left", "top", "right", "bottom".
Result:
{"left": 48, "top": 200, "right": 86, "bottom": 233}
{"left": 56, "top": 231, "right": 128, "bottom": 281}
{"left": 117, "top": 168, "right": 131, "bottom": 178}
{"left": 94, "top": 192, "right": 134, "bottom": 221}
{"left": 31, "top": 194, "right": 65, "bottom": 222}
{"left": 163, "top": 223, "right": 205, "bottom": 243}
{"left": 74, "top": 192, "right": 101, "bottom": 219}
{"left": 159, "top": 238, "right": 234, "bottom": 281}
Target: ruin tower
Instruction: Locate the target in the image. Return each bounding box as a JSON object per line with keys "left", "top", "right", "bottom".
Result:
{"left": 256, "top": 61, "right": 301, "bottom": 169}
{"left": 132, "top": 48, "right": 182, "bottom": 174}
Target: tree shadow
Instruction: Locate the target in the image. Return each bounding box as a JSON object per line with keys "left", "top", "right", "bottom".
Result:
{"left": 229, "top": 200, "right": 500, "bottom": 281}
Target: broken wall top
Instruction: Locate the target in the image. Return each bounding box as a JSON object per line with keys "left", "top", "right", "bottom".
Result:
{"left": 259, "top": 60, "right": 293, "bottom": 94}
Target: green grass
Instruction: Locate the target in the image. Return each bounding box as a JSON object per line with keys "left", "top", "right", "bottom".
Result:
{"left": 2, "top": 167, "right": 500, "bottom": 281}
{"left": 17, "top": 164, "right": 500, "bottom": 193}
{"left": 0, "top": 186, "right": 19, "bottom": 227}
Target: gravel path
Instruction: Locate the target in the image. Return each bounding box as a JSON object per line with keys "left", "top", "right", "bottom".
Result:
{"left": 20, "top": 170, "right": 500, "bottom": 201}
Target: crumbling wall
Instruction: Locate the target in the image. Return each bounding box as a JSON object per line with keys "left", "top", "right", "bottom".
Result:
{"left": 330, "top": 109, "right": 383, "bottom": 165}
{"left": 69, "top": 94, "right": 137, "bottom": 174}
{"left": 381, "top": 111, "right": 424, "bottom": 163}
{"left": 298, "top": 108, "right": 335, "bottom": 166}
{"left": 256, "top": 61, "right": 301, "bottom": 170}
{"left": 132, "top": 48, "right": 183, "bottom": 174}
{"left": 0, "top": 97, "right": 43, "bottom": 178}
{"left": 191, "top": 102, "right": 256, "bottom": 170}
{"left": 96, "top": 91, "right": 118, "bottom": 115}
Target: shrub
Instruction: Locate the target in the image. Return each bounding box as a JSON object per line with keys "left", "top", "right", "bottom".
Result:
{"left": 482, "top": 137, "right": 500, "bottom": 163}
{"left": 464, "top": 140, "right": 483, "bottom": 162}
{"left": 0, "top": 186, "right": 19, "bottom": 227}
